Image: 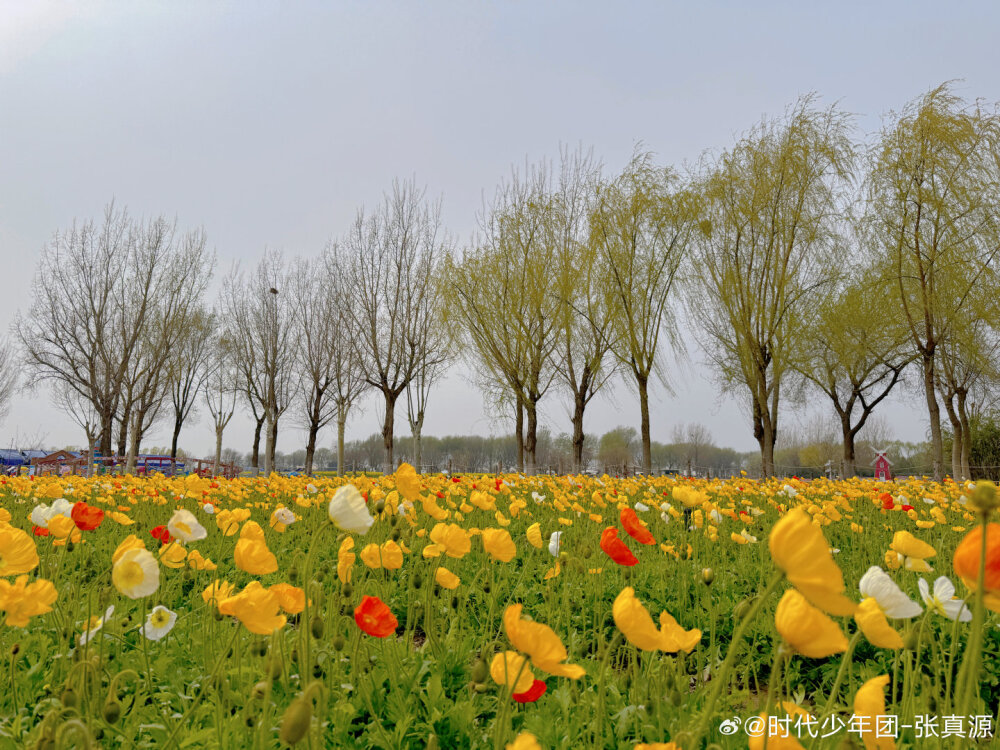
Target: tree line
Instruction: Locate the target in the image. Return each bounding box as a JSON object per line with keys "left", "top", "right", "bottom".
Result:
{"left": 9, "top": 83, "right": 1000, "bottom": 480}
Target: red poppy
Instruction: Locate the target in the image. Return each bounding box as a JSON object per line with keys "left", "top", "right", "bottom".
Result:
{"left": 620, "top": 508, "right": 656, "bottom": 545}
{"left": 901, "top": 504, "right": 914, "bottom": 512}
{"left": 354, "top": 595, "right": 398, "bottom": 638}
{"left": 879, "top": 492, "right": 894, "bottom": 510}
{"left": 71, "top": 502, "right": 104, "bottom": 531}
{"left": 512, "top": 679, "right": 547, "bottom": 703}
{"left": 150, "top": 525, "right": 172, "bottom": 544}
{"left": 600, "top": 527, "right": 638, "bottom": 566}
{"left": 33, "top": 526, "right": 49, "bottom": 537}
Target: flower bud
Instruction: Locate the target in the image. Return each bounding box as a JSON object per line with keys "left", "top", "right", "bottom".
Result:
{"left": 332, "top": 635, "right": 346, "bottom": 652}
{"left": 251, "top": 681, "right": 268, "bottom": 700}
{"left": 469, "top": 659, "right": 488, "bottom": 683}
{"left": 309, "top": 615, "right": 323, "bottom": 640}
{"left": 701, "top": 568, "right": 715, "bottom": 585}
{"left": 102, "top": 699, "right": 121, "bottom": 724}
{"left": 279, "top": 697, "right": 313, "bottom": 745}
{"left": 60, "top": 687, "right": 78, "bottom": 708}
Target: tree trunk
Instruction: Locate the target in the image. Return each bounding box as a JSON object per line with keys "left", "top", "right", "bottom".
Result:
{"left": 99, "top": 411, "right": 114, "bottom": 458}
{"left": 213, "top": 425, "right": 224, "bottom": 476}
{"left": 524, "top": 397, "right": 538, "bottom": 475}
{"left": 117, "top": 408, "right": 129, "bottom": 458}
{"left": 382, "top": 390, "right": 397, "bottom": 475}
{"left": 265, "top": 414, "right": 279, "bottom": 473}
{"left": 515, "top": 397, "right": 524, "bottom": 473}
{"left": 125, "top": 411, "right": 142, "bottom": 475}
{"left": 922, "top": 352, "right": 944, "bottom": 481}
{"left": 958, "top": 390, "right": 972, "bottom": 479}
{"left": 305, "top": 422, "right": 318, "bottom": 476}
{"left": 411, "top": 418, "right": 423, "bottom": 473}
{"left": 636, "top": 372, "right": 652, "bottom": 474}
{"left": 840, "top": 414, "right": 857, "bottom": 478}
{"left": 571, "top": 390, "right": 586, "bottom": 474}
{"left": 943, "top": 393, "right": 962, "bottom": 480}
{"left": 251, "top": 416, "right": 264, "bottom": 470}
{"left": 337, "top": 414, "right": 347, "bottom": 477}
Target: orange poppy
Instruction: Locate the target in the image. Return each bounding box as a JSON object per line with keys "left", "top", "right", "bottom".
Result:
{"left": 71, "top": 502, "right": 104, "bottom": 531}
{"left": 953, "top": 523, "right": 1000, "bottom": 598}
{"left": 600, "top": 527, "right": 638, "bottom": 566}
{"left": 354, "top": 595, "right": 397, "bottom": 638}
{"left": 620, "top": 508, "right": 656, "bottom": 545}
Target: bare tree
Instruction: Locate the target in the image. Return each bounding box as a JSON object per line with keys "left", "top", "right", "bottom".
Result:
{"left": 168, "top": 306, "right": 215, "bottom": 459}
{"left": 341, "top": 179, "right": 447, "bottom": 474}
{"left": 204, "top": 332, "right": 238, "bottom": 475}
{"left": 17, "top": 204, "right": 212, "bottom": 466}
{"left": 0, "top": 339, "right": 19, "bottom": 424}
{"left": 222, "top": 251, "right": 296, "bottom": 475}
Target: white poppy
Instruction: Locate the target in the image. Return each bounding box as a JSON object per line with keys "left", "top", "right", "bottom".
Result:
{"left": 306, "top": 483, "right": 319, "bottom": 494}
{"left": 709, "top": 509, "right": 723, "bottom": 524}
{"left": 79, "top": 606, "right": 115, "bottom": 646}
{"left": 328, "top": 485, "right": 374, "bottom": 535}
{"left": 634, "top": 501, "right": 650, "bottom": 512}
{"left": 659, "top": 502, "right": 673, "bottom": 513}
{"left": 782, "top": 485, "right": 797, "bottom": 498}
{"left": 274, "top": 507, "right": 296, "bottom": 525}
{"left": 112, "top": 548, "right": 160, "bottom": 599}
{"left": 167, "top": 508, "right": 207, "bottom": 543}
{"left": 202, "top": 503, "right": 216, "bottom": 514}
{"left": 50, "top": 498, "right": 73, "bottom": 517}
{"left": 740, "top": 529, "right": 758, "bottom": 544}
{"left": 859, "top": 566, "right": 923, "bottom": 619}
{"left": 141, "top": 605, "right": 177, "bottom": 641}
{"left": 29, "top": 503, "right": 52, "bottom": 528}
{"left": 531, "top": 492, "right": 546, "bottom": 505}
{"left": 548, "top": 531, "right": 561, "bottom": 558}
{"left": 660, "top": 512, "right": 671, "bottom": 524}
{"left": 918, "top": 577, "right": 971, "bottom": 622}
{"left": 922, "top": 497, "right": 936, "bottom": 505}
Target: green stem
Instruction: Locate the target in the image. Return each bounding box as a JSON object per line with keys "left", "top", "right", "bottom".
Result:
{"left": 691, "top": 569, "right": 784, "bottom": 746}
{"left": 956, "top": 511, "right": 990, "bottom": 716}
{"left": 821, "top": 630, "right": 861, "bottom": 716}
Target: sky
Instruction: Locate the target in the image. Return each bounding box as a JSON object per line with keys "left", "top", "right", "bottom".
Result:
{"left": 1, "top": 1, "right": 996, "bottom": 461}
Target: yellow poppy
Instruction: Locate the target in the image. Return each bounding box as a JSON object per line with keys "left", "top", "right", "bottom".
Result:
{"left": 774, "top": 589, "right": 848, "bottom": 658}
{"left": 482, "top": 528, "right": 516, "bottom": 562}
{"left": 503, "top": 604, "right": 585, "bottom": 679}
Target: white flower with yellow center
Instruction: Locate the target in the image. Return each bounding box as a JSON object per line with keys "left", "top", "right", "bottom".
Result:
{"left": 274, "top": 507, "right": 296, "bottom": 525}
{"left": 859, "top": 566, "right": 922, "bottom": 618}
{"left": 167, "top": 508, "right": 207, "bottom": 543}
{"left": 79, "top": 606, "right": 115, "bottom": 646}
{"left": 918, "top": 577, "right": 971, "bottom": 622}
{"left": 141, "top": 605, "right": 177, "bottom": 641}
{"left": 112, "top": 548, "right": 160, "bottom": 599}
{"left": 548, "top": 531, "right": 562, "bottom": 557}
{"left": 327, "top": 485, "right": 374, "bottom": 535}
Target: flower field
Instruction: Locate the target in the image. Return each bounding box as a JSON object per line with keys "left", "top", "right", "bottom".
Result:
{"left": 0, "top": 467, "right": 998, "bottom": 749}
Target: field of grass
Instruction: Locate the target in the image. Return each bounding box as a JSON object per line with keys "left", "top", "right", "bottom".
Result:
{"left": 0, "top": 467, "right": 996, "bottom": 748}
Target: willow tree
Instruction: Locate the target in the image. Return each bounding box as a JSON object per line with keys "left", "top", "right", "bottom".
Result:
{"left": 867, "top": 84, "right": 1000, "bottom": 480}
{"left": 445, "top": 160, "right": 563, "bottom": 474}
{"left": 591, "top": 151, "right": 695, "bottom": 474}
{"left": 795, "top": 269, "right": 913, "bottom": 477}
{"left": 691, "top": 97, "right": 854, "bottom": 477}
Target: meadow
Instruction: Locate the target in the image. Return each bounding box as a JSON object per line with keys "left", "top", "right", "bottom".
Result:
{"left": 0, "top": 466, "right": 997, "bottom": 749}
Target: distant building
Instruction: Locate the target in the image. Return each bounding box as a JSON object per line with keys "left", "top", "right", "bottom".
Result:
{"left": 873, "top": 451, "right": 892, "bottom": 481}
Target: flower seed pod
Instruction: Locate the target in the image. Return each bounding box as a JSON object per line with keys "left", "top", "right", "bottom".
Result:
{"left": 310, "top": 616, "right": 324, "bottom": 640}
{"left": 278, "top": 698, "right": 313, "bottom": 745}
{"left": 251, "top": 681, "right": 268, "bottom": 700}
{"left": 411, "top": 572, "right": 423, "bottom": 589}
{"left": 390, "top": 528, "right": 401, "bottom": 541}
{"left": 331, "top": 635, "right": 346, "bottom": 652}
{"left": 341, "top": 583, "right": 353, "bottom": 598}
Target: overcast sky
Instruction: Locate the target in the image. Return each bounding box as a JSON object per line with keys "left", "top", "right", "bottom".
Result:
{"left": 2, "top": 1, "right": 996, "bottom": 460}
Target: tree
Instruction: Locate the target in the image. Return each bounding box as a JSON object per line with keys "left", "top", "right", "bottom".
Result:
{"left": 17, "top": 203, "right": 212, "bottom": 463}
{"left": 290, "top": 255, "right": 368, "bottom": 475}
{"left": 867, "top": 83, "right": 1000, "bottom": 480}
{"left": 671, "top": 422, "right": 713, "bottom": 476}
{"left": 691, "top": 97, "right": 854, "bottom": 477}
{"left": 552, "top": 147, "right": 618, "bottom": 472}
{"left": 795, "top": 270, "right": 913, "bottom": 477}
{"left": 203, "top": 333, "right": 238, "bottom": 476}
{"left": 592, "top": 151, "right": 694, "bottom": 474}
{"left": 0, "top": 339, "right": 19, "bottom": 423}
{"left": 168, "top": 307, "right": 215, "bottom": 460}
{"left": 342, "top": 179, "right": 447, "bottom": 474}
{"left": 446, "top": 160, "right": 563, "bottom": 474}
{"left": 222, "top": 251, "right": 296, "bottom": 475}
{"left": 597, "top": 426, "right": 638, "bottom": 474}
